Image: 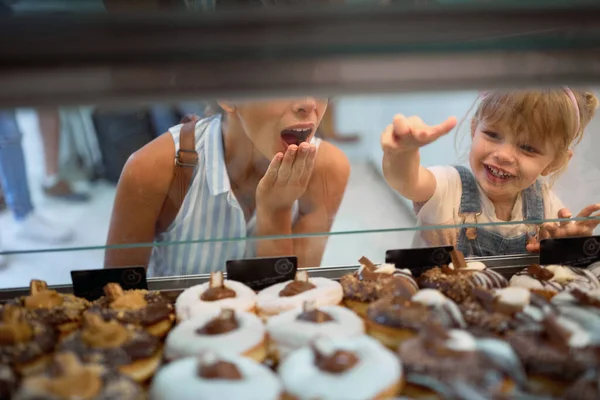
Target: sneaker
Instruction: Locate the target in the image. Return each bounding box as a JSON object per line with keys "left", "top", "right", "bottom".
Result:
{"left": 43, "top": 180, "right": 90, "bottom": 203}
{"left": 15, "top": 213, "right": 74, "bottom": 244}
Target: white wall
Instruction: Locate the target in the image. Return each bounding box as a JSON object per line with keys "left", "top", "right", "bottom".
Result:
{"left": 335, "top": 88, "right": 600, "bottom": 216}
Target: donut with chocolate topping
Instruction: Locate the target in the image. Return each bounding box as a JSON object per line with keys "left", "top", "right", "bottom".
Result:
{"left": 175, "top": 271, "right": 257, "bottom": 321}
{"left": 417, "top": 250, "right": 508, "bottom": 304}
{"left": 14, "top": 352, "right": 145, "bottom": 400}
{"left": 279, "top": 336, "right": 402, "bottom": 400}
{"left": 266, "top": 301, "right": 364, "bottom": 362}
{"left": 366, "top": 288, "right": 466, "bottom": 350}
{"left": 15, "top": 280, "right": 90, "bottom": 338}
{"left": 340, "top": 256, "right": 418, "bottom": 318}
{"left": 86, "top": 283, "right": 174, "bottom": 338}
{"left": 58, "top": 313, "right": 162, "bottom": 383}
{"left": 150, "top": 352, "right": 282, "bottom": 400}
{"left": 257, "top": 271, "right": 343, "bottom": 318}
{"left": 0, "top": 305, "right": 57, "bottom": 376}
{"left": 510, "top": 264, "right": 600, "bottom": 298}
{"left": 398, "top": 325, "right": 525, "bottom": 399}
{"left": 164, "top": 308, "right": 267, "bottom": 362}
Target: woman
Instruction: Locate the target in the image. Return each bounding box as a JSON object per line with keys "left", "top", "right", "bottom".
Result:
{"left": 105, "top": 98, "right": 350, "bottom": 276}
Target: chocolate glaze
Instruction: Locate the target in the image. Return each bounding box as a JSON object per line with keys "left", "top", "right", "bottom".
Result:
{"left": 59, "top": 326, "right": 159, "bottom": 368}
{"left": 340, "top": 271, "right": 418, "bottom": 303}
{"left": 196, "top": 316, "right": 239, "bottom": 335}
{"left": 418, "top": 267, "right": 507, "bottom": 304}
{"left": 87, "top": 291, "right": 173, "bottom": 327}
{"left": 279, "top": 281, "right": 316, "bottom": 297}
{"left": 513, "top": 265, "right": 598, "bottom": 293}
{"left": 367, "top": 296, "right": 463, "bottom": 330}
{"left": 571, "top": 289, "right": 600, "bottom": 308}
{"left": 315, "top": 350, "right": 359, "bottom": 374}
{"left": 198, "top": 361, "right": 242, "bottom": 380}
{"left": 296, "top": 309, "right": 334, "bottom": 323}
{"left": 200, "top": 287, "right": 236, "bottom": 302}
{"left": 0, "top": 306, "right": 57, "bottom": 366}
{"left": 563, "top": 370, "right": 600, "bottom": 400}
{"left": 527, "top": 264, "right": 554, "bottom": 281}
{"left": 19, "top": 283, "right": 90, "bottom": 328}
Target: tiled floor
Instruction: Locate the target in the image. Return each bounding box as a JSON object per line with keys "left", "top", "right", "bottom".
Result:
{"left": 0, "top": 114, "right": 416, "bottom": 289}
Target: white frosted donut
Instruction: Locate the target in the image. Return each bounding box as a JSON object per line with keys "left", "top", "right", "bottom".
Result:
{"left": 510, "top": 265, "right": 600, "bottom": 293}
{"left": 279, "top": 335, "right": 401, "bottom": 400}
{"left": 257, "top": 278, "right": 343, "bottom": 317}
{"left": 150, "top": 354, "right": 282, "bottom": 400}
{"left": 175, "top": 280, "right": 257, "bottom": 321}
{"left": 165, "top": 310, "right": 265, "bottom": 361}
{"left": 266, "top": 305, "right": 365, "bottom": 359}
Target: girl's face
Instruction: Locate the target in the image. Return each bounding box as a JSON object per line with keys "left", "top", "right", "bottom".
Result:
{"left": 469, "top": 119, "right": 559, "bottom": 203}
{"left": 225, "top": 97, "right": 328, "bottom": 159}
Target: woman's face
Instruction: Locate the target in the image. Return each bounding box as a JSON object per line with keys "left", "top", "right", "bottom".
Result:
{"left": 227, "top": 97, "right": 328, "bottom": 159}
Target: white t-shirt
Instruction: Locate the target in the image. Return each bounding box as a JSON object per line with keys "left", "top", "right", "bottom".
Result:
{"left": 412, "top": 166, "right": 565, "bottom": 249}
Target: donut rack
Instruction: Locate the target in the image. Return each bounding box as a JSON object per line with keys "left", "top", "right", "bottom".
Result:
{"left": 0, "top": 253, "right": 537, "bottom": 303}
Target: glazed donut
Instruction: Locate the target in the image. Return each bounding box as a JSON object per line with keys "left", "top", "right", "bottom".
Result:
{"left": 257, "top": 271, "right": 343, "bottom": 318}
{"left": 176, "top": 272, "right": 257, "bottom": 321}
{"left": 17, "top": 280, "right": 90, "bottom": 338}
{"left": 278, "top": 335, "right": 402, "bottom": 400}
{"left": 418, "top": 250, "right": 508, "bottom": 304}
{"left": 150, "top": 352, "right": 282, "bottom": 400}
{"left": 14, "top": 352, "right": 145, "bottom": 400}
{"left": 86, "top": 283, "right": 175, "bottom": 338}
{"left": 510, "top": 264, "right": 600, "bottom": 298}
{"left": 366, "top": 287, "right": 465, "bottom": 350}
{"left": 398, "top": 324, "right": 525, "bottom": 399}
{"left": 0, "top": 305, "right": 57, "bottom": 376}
{"left": 340, "top": 256, "right": 419, "bottom": 318}
{"left": 165, "top": 308, "right": 267, "bottom": 363}
{"left": 266, "top": 301, "right": 364, "bottom": 362}
{"left": 59, "top": 313, "right": 162, "bottom": 383}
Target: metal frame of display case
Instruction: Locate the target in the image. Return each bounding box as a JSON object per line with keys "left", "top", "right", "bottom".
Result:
{"left": 0, "top": 253, "right": 537, "bottom": 302}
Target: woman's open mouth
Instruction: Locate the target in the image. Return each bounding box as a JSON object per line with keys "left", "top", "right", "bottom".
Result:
{"left": 281, "top": 127, "right": 313, "bottom": 147}
{"left": 483, "top": 163, "right": 515, "bottom": 183}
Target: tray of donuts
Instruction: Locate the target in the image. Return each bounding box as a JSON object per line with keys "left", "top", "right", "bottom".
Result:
{"left": 3, "top": 250, "right": 600, "bottom": 400}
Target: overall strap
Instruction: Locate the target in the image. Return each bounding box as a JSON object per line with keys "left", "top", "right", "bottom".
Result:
{"left": 453, "top": 165, "right": 482, "bottom": 215}
{"left": 156, "top": 115, "right": 199, "bottom": 233}
{"left": 521, "top": 180, "right": 545, "bottom": 222}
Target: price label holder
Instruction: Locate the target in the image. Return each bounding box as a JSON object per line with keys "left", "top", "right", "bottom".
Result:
{"left": 226, "top": 256, "right": 297, "bottom": 291}
{"left": 385, "top": 246, "right": 454, "bottom": 277}
{"left": 540, "top": 236, "right": 600, "bottom": 268}
{"left": 71, "top": 267, "right": 147, "bottom": 301}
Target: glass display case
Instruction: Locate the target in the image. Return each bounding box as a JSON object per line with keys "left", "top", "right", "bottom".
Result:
{"left": 1, "top": 1, "right": 600, "bottom": 399}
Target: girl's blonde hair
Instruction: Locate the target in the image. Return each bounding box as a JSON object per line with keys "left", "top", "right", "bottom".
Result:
{"left": 463, "top": 89, "right": 598, "bottom": 185}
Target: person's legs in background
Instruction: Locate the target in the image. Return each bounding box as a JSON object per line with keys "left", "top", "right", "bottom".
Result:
{"left": 37, "top": 107, "right": 90, "bottom": 202}
{"left": 0, "top": 110, "right": 74, "bottom": 267}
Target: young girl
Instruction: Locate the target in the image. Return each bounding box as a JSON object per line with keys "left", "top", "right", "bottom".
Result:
{"left": 381, "top": 88, "right": 600, "bottom": 257}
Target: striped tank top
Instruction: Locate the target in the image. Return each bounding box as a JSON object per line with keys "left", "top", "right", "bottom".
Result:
{"left": 148, "top": 115, "right": 321, "bottom": 277}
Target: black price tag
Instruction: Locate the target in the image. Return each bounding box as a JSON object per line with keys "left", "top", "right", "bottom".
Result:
{"left": 226, "top": 256, "right": 297, "bottom": 291}
{"left": 540, "top": 236, "right": 600, "bottom": 268}
{"left": 385, "top": 246, "right": 454, "bottom": 277}
{"left": 71, "top": 267, "right": 147, "bottom": 301}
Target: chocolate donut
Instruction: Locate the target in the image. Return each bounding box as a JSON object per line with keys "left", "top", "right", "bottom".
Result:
{"left": 14, "top": 352, "right": 145, "bottom": 400}
{"left": 86, "top": 283, "right": 174, "bottom": 337}
{"left": 510, "top": 264, "right": 600, "bottom": 298}
{"left": 0, "top": 305, "right": 57, "bottom": 376}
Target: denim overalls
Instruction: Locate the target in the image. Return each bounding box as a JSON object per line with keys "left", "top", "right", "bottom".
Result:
{"left": 454, "top": 165, "right": 544, "bottom": 257}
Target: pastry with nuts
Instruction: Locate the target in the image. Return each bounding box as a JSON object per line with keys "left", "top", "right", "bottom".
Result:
{"left": 150, "top": 352, "right": 282, "bottom": 400}
{"left": 398, "top": 324, "right": 526, "bottom": 399}
{"left": 165, "top": 308, "right": 267, "bottom": 363}
{"left": 339, "top": 256, "right": 419, "bottom": 318}
{"left": 0, "top": 305, "right": 57, "bottom": 376}
{"left": 417, "top": 249, "right": 508, "bottom": 304}
{"left": 257, "top": 270, "right": 343, "bottom": 318}
{"left": 279, "top": 336, "right": 403, "bottom": 400}
{"left": 86, "top": 283, "right": 174, "bottom": 337}
{"left": 266, "top": 301, "right": 365, "bottom": 362}
{"left": 59, "top": 313, "right": 162, "bottom": 383}
{"left": 175, "top": 271, "right": 257, "bottom": 321}
{"left": 366, "top": 284, "right": 466, "bottom": 350}
{"left": 14, "top": 352, "right": 145, "bottom": 400}
{"left": 14, "top": 280, "right": 90, "bottom": 338}
{"left": 509, "top": 264, "right": 600, "bottom": 299}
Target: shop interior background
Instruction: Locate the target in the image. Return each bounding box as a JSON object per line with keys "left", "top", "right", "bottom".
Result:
{"left": 1, "top": 88, "right": 599, "bottom": 288}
